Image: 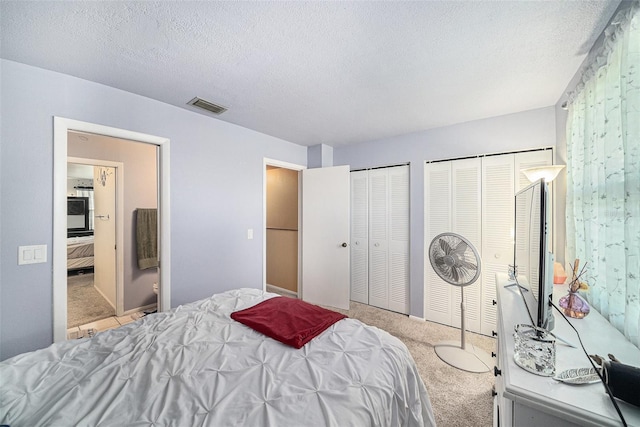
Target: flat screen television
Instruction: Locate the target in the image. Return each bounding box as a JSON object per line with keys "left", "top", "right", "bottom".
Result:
{"left": 67, "top": 196, "right": 91, "bottom": 237}
{"left": 513, "top": 179, "right": 555, "bottom": 332}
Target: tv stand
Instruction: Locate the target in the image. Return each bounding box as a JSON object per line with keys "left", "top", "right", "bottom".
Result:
{"left": 493, "top": 273, "right": 640, "bottom": 427}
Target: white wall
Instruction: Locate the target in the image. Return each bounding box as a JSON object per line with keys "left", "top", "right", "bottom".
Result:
{"left": 0, "top": 58, "right": 560, "bottom": 359}
{"left": 334, "top": 107, "right": 557, "bottom": 318}
{"left": 0, "top": 59, "right": 307, "bottom": 360}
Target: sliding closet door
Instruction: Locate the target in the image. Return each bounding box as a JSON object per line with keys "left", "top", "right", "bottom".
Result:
{"left": 515, "top": 151, "right": 553, "bottom": 191}
{"left": 479, "top": 151, "right": 553, "bottom": 335}
{"left": 388, "top": 165, "right": 409, "bottom": 313}
{"left": 426, "top": 158, "right": 483, "bottom": 332}
{"left": 451, "top": 158, "right": 482, "bottom": 333}
{"left": 425, "top": 149, "right": 554, "bottom": 335}
{"left": 480, "top": 155, "right": 515, "bottom": 336}
{"left": 350, "top": 170, "right": 369, "bottom": 304}
{"left": 516, "top": 150, "right": 555, "bottom": 252}
{"left": 425, "top": 158, "right": 484, "bottom": 332}
{"left": 351, "top": 165, "right": 409, "bottom": 314}
{"left": 424, "top": 162, "right": 453, "bottom": 325}
{"left": 368, "top": 168, "right": 389, "bottom": 309}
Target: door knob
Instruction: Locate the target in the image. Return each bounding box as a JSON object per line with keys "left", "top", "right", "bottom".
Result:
{"left": 341, "top": 242, "right": 348, "bottom": 248}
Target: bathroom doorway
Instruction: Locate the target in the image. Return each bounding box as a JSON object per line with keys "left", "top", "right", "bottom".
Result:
{"left": 53, "top": 117, "right": 171, "bottom": 343}
{"left": 66, "top": 159, "right": 120, "bottom": 332}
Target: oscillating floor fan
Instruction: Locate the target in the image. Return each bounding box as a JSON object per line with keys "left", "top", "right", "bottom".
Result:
{"left": 428, "top": 233, "right": 493, "bottom": 373}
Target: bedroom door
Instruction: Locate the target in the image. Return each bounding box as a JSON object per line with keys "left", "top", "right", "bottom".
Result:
{"left": 93, "top": 166, "right": 117, "bottom": 308}
{"left": 301, "top": 165, "right": 350, "bottom": 310}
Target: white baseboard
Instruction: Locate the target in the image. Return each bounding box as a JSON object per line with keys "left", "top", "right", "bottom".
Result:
{"left": 409, "top": 315, "right": 425, "bottom": 322}
{"left": 93, "top": 284, "right": 116, "bottom": 310}
{"left": 266, "top": 284, "right": 298, "bottom": 299}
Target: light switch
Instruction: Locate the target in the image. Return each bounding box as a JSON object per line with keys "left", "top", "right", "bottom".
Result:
{"left": 19, "top": 244, "right": 47, "bottom": 265}
{"left": 247, "top": 229, "right": 254, "bottom": 240}
{"left": 23, "top": 249, "right": 34, "bottom": 261}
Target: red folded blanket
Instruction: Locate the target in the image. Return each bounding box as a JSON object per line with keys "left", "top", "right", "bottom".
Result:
{"left": 231, "top": 297, "right": 347, "bottom": 349}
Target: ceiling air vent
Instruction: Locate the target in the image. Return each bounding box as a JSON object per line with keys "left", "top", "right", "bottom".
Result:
{"left": 187, "top": 97, "right": 227, "bottom": 115}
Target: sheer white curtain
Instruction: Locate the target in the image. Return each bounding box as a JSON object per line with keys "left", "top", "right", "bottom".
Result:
{"left": 565, "top": 2, "right": 639, "bottom": 348}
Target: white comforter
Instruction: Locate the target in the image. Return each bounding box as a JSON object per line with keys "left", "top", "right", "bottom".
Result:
{"left": 1, "top": 289, "right": 435, "bottom": 426}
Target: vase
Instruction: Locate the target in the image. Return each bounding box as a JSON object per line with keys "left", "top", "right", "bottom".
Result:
{"left": 558, "top": 291, "right": 590, "bottom": 319}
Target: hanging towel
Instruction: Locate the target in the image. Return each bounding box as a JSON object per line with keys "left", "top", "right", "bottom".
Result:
{"left": 136, "top": 208, "right": 158, "bottom": 270}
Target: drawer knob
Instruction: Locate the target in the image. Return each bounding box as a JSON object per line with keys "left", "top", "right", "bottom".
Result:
{"left": 492, "top": 330, "right": 498, "bottom": 337}
{"left": 492, "top": 352, "right": 497, "bottom": 358}
{"left": 492, "top": 299, "right": 497, "bottom": 305}
{"left": 494, "top": 366, "right": 502, "bottom": 377}
{"left": 492, "top": 389, "right": 498, "bottom": 397}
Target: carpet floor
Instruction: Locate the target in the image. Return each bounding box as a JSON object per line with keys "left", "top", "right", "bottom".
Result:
{"left": 330, "top": 301, "right": 495, "bottom": 427}
{"left": 67, "top": 273, "right": 115, "bottom": 328}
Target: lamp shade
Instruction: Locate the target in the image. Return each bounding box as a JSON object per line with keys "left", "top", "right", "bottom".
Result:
{"left": 521, "top": 165, "right": 565, "bottom": 183}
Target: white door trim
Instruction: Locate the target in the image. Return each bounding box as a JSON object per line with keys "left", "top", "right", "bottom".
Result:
{"left": 263, "top": 158, "right": 305, "bottom": 294}
{"left": 54, "top": 117, "right": 171, "bottom": 342}
{"left": 68, "top": 157, "right": 125, "bottom": 316}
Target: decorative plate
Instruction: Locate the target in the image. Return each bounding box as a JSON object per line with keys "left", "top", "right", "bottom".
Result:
{"left": 554, "top": 368, "right": 600, "bottom": 385}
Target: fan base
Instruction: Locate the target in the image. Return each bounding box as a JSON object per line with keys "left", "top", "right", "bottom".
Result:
{"left": 434, "top": 340, "right": 493, "bottom": 373}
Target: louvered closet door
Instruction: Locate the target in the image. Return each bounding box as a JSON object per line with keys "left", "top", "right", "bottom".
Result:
{"left": 368, "top": 168, "right": 390, "bottom": 310}
{"left": 424, "top": 162, "right": 453, "bottom": 325}
{"left": 451, "top": 158, "right": 482, "bottom": 334}
{"left": 481, "top": 154, "right": 515, "bottom": 336}
{"left": 387, "top": 165, "right": 409, "bottom": 313}
{"left": 425, "top": 150, "right": 554, "bottom": 335}
{"left": 516, "top": 150, "right": 554, "bottom": 253}
{"left": 350, "top": 170, "right": 369, "bottom": 304}
{"left": 515, "top": 150, "right": 553, "bottom": 192}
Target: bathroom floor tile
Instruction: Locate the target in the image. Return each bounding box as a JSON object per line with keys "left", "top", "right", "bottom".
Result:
{"left": 79, "top": 316, "right": 119, "bottom": 332}
{"left": 116, "top": 314, "right": 136, "bottom": 325}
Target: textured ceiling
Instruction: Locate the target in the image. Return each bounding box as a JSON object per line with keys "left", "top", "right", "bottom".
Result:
{"left": 0, "top": 1, "right": 620, "bottom": 147}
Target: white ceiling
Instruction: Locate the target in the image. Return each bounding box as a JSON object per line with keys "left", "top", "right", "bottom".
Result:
{"left": 0, "top": 1, "right": 620, "bottom": 147}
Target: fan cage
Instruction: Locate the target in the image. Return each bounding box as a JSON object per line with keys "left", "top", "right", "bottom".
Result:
{"left": 428, "top": 233, "right": 481, "bottom": 286}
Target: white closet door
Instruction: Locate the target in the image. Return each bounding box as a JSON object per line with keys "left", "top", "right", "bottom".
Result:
{"left": 481, "top": 154, "right": 515, "bottom": 336}
{"left": 388, "top": 165, "right": 409, "bottom": 314}
{"left": 425, "top": 150, "right": 554, "bottom": 335}
{"left": 368, "top": 168, "right": 389, "bottom": 309}
{"left": 515, "top": 150, "right": 554, "bottom": 192}
{"left": 350, "top": 170, "right": 369, "bottom": 304}
{"left": 424, "top": 162, "right": 453, "bottom": 325}
{"left": 515, "top": 150, "right": 554, "bottom": 253}
{"left": 451, "top": 158, "right": 482, "bottom": 333}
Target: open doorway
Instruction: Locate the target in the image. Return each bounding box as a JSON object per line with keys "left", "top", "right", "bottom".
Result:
{"left": 266, "top": 166, "right": 299, "bottom": 297}
{"left": 263, "top": 159, "right": 305, "bottom": 298}
{"left": 53, "top": 117, "right": 171, "bottom": 343}
{"left": 66, "top": 160, "right": 120, "bottom": 333}
{"left": 262, "top": 161, "right": 351, "bottom": 309}
{"left": 65, "top": 134, "right": 157, "bottom": 336}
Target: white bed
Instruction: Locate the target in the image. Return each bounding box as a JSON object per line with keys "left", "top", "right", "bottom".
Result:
{"left": 0, "top": 288, "right": 435, "bottom": 426}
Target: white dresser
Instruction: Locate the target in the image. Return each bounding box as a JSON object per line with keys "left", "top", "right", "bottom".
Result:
{"left": 493, "top": 273, "right": 640, "bottom": 427}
